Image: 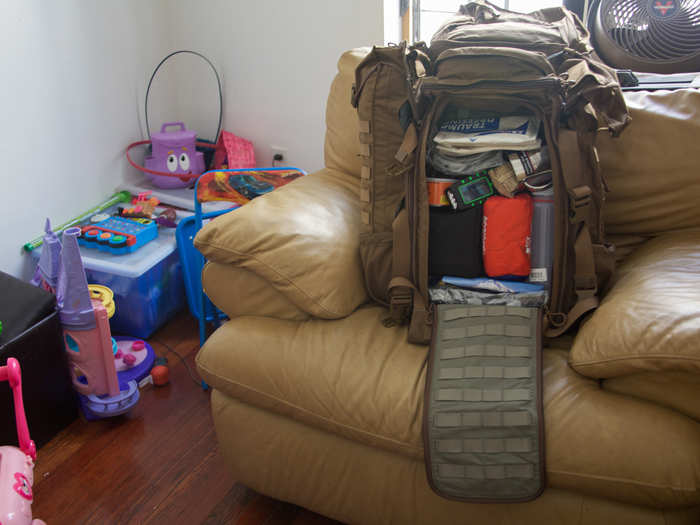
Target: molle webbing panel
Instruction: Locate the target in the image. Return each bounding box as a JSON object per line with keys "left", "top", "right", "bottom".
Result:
{"left": 424, "top": 304, "right": 544, "bottom": 502}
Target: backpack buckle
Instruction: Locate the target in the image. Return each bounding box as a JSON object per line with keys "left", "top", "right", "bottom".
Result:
{"left": 568, "top": 185, "right": 592, "bottom": 224}
{"left": 389, "top": 290, "right": 413, "bottom": 324}
{"left": 574, "top": 275, "right": 598, "bottom": 301}
{"left": 386, "top": 160, "right": 413, "bottom": 178}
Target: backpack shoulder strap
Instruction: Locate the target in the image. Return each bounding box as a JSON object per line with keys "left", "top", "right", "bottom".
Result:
{"left": 546, "top": 224, "right": 598, "bottom": 337}
{"left": 546, "top": 129, "right": 600, "bottom": 337}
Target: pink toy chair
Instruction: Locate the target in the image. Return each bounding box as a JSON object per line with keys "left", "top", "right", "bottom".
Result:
{"left": 0, "top": 358, "right": 46, "bottom": 525}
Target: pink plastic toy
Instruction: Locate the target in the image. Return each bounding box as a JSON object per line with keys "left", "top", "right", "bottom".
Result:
{"left": 57, "top": 228, "right": 140, "bottom": 419}
{"left": 58, "top": 229, "right": 120, "bottom": 399}
{"left": 0, "top": 358, "right": 46, "bottom": 525}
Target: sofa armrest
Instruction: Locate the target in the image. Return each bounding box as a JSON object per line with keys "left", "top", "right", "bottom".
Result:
{"left": 570, "top": 230, "right": 700, "bottom": 378}
{"left": 194, "top": 168, "right": 368, "bottom": 319}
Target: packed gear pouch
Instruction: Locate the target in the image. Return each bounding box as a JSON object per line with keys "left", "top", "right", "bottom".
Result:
{"left": 429, "top": 206, "right": 483, "bottom": 279}
{"left": 434, "top": 115, "right": 541, "bottom": 154}
{"left": 483, "top": 194, "right": 533, "bottom": 280}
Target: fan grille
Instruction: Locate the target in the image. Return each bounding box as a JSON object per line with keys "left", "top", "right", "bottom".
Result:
{"left": 601, "top": 0, "right": 700, "bottom": 61}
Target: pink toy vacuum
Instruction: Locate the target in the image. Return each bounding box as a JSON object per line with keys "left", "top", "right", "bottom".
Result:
{"left": 0, "top": 358, "right": 46, "bottom": 525}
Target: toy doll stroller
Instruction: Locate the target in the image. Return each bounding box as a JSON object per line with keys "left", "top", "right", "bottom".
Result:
{"left": 0, "top": 358, "right": 45, "bottom": 525}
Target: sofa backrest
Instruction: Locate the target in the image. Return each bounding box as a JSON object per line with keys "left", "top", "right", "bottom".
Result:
{"left": 324, "top": 48, "right": 370, "bottom": 178}
{"left": 600, "top": 89, "right": 700, "bottom": 238}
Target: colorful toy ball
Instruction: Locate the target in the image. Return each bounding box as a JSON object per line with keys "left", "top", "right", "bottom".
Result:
{"left": 150, "top": 365, "right": 169, "bottom": 386}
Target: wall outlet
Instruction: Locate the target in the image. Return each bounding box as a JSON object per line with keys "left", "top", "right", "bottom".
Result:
{"left": 271, "top": 146, "right": 288, "bottom": 165}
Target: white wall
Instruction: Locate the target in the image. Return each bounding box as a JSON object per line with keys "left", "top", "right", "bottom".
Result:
{"left": 166, "top": 0, "right": 384, "bottom": 171}
{"left": 1, "top": 0, "right": 384, "bottom": 279}
{"left": 384, "top": 0, "right": 401, "bottom": 44}
{"left": 0, "top": 0, "right": 176, "bottom": 279}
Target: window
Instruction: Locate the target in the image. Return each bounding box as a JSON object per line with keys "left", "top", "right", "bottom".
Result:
{"left": 415, "top": 0, "right": 564, "bottom": 42}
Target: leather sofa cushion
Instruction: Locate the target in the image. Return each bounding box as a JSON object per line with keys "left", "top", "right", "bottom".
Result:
{"left": 604, "top": 371, "right": 700, "bottom": 423}
{"left": 213, "top": 393, "right": 700, "bottom": 525}
{"left": 199, "top": 305, "right": 426, "bottom": 458}
{"left": 570, "top": 230, "right": 700, "bottom": 378}
{"left": 202, "top": 263, "right": 310, "bottom": 321}
{"left": 324, "top": 48, "right": 369, "bottom": 178}
{"left": 196, "top": 305, "right": 700, "bottom": 508}
{"left": 601, "top": 89, "right": 700, "bottom": 237}
{"left": 194, "top": 168, "right": 368, "bottom": 319}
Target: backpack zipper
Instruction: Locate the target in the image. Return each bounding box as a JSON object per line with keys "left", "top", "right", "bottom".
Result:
{"left": 433, "top": 46, "right": 557, "bottom": 77}
{"left": 419, "top": 77, "right": 561, "bottom": 98}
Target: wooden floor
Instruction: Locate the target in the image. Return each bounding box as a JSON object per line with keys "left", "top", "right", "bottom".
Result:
{"left": 32, "top": 312, "right": 341, "bottom": 525}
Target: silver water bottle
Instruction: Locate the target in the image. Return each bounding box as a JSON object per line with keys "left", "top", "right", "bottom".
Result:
{"left": 528, "top": 187, "right": 554, "bottom": 292}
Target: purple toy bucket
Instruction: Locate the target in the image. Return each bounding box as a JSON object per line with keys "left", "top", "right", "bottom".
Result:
{"left": 126, "top": 51, "right": 224, "bottom": 189}
{"left": 144, "top": 122, "right": 205, "bottom": 189}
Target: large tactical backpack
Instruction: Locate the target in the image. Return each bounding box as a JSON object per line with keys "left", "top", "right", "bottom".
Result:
{"left": 352, "top": 1, "right": 630, "bottom": 343}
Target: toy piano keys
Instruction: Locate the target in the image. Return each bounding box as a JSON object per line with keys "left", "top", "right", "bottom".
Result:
{"left": 78, "top": 215, "right": 157, "bottom": 255}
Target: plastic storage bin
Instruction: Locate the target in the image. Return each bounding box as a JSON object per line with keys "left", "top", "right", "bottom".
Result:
{"left": 82, "top": 228, "right": 185, "bottom": 339}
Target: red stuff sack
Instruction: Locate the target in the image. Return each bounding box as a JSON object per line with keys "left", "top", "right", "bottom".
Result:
{"left": 482, "top": 193, "right": 533, "bottom": 279}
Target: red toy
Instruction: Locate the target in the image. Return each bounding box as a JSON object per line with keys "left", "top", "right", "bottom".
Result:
{"left": 150, "top": 365, "right": 169, "bottom": 386}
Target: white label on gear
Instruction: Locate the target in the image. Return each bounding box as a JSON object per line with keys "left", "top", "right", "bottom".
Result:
{"left": 529, "top": 268, "right": 547, "bottom": 282}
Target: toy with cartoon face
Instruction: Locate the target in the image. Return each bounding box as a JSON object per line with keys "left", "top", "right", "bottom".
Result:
{"left": 144, "top": 122, "right": 205, "bottom": 189}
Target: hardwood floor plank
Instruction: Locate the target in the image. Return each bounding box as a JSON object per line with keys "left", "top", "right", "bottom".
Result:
{"left": 34, "top": 327, "right": 209, "bottom": 523}
{"left": 141, "top": 445, "right": 237, "bottom": 524}
{"left": 290, "top": 510, "right": 343, "bottom": 525}
{"left": 201, "top": 483, "right": 257, "bottom": 525}
{"left": 31, "top": 311, "right": 340, "bottom": 525}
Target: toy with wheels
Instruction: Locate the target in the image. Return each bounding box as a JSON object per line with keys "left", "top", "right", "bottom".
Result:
{"left": 0, "top": 358, "right": 46, "bottom": 525}
{"left": 57, "top": 228, "right": 153, "bottom": 420}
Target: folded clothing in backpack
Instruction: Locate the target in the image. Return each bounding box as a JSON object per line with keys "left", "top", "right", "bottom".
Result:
{"left": 429, "top": 206, "right": 483, "bottom": 278}
{"left": 428, "top": 148, "right": 504, "bottom": 176}
{"left": 434, "top": 115, "right": 541, "bottom": 155}
{"left": 483, "top": 194, "right": 533, "bottom": 280}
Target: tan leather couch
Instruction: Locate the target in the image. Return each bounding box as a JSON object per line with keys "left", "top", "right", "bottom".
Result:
{"left": 194, "top": 48, "right": 700, "bottom": 524}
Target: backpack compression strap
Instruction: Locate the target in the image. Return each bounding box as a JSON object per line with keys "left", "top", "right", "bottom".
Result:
{"left": 388, "top": 124, "right": 420, "bottom": 325}
{"left": 546, "top": 225, "right": 598, "bottom": 337}
{"left": 545, "top": 129, "right": 600, "bottom": 337}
